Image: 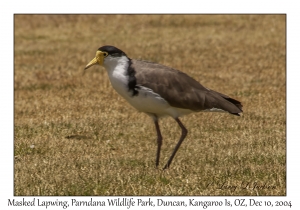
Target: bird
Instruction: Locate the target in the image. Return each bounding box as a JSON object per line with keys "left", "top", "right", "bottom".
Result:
{"left": 84, "top": 45, "right": 243, "bottom": 170}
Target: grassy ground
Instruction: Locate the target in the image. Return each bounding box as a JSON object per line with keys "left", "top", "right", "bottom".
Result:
{"left": 14, "top": 15, "right": 286, "bottom": 196}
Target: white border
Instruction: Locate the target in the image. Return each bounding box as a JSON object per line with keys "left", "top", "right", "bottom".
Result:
{"left": 1, "top": 0, "right": 299, "bottom": 209}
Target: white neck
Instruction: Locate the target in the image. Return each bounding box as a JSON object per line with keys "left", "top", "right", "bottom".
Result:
{"left": 103, "top": 55, "right": 129, "bottom": 71}
{"left": 103, "top": 55, "right": 131, "bottom": 98}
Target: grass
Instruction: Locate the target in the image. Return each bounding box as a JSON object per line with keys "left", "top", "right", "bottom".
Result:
{"left": 14, "top": 14, "right": 286, "bottom": 195}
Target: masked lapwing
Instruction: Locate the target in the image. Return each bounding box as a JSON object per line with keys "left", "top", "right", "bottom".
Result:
{"left": 84, "top": 45, "right": 243, "bottom": 170}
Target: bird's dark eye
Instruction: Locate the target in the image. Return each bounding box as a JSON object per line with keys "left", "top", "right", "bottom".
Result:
{"left": 103, "top": 52, "right": 108, "bottom": 57}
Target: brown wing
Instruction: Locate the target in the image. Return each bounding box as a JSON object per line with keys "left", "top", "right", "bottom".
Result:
{"left": 131, "top": 59, "right": 243, "bottom": 115}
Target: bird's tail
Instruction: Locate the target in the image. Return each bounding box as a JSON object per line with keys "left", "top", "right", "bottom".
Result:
{"left": 210, "top": 90, "right": 243, "bottom": 116}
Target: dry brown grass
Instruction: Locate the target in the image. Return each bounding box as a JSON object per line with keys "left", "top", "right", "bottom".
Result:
{"left": 14, "top": 15, "right": 286, "bottom": 196}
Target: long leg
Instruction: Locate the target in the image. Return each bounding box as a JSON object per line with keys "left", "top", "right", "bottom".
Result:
{"left": 154, "top": 119, "right": 163, "bottom": 167}
{"left": 163, "top": 118, "right": 188, "bottom": 170}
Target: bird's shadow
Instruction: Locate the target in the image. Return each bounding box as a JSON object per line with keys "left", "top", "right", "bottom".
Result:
{"left": 65, "top": 135, "right": 91, "bottom": 140}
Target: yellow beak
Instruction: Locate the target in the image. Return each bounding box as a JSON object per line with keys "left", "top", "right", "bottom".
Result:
{"left": 84, "top": 51, "right": 105, "bottom": 70}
